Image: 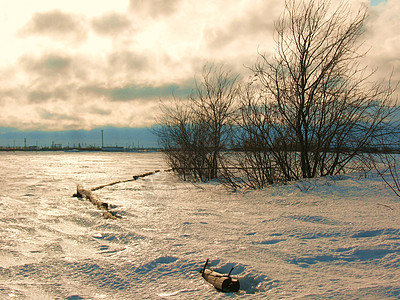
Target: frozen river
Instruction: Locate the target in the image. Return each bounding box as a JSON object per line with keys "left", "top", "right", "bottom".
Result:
{"left": 1, "top": 151, "right": 400, "bottom": 299}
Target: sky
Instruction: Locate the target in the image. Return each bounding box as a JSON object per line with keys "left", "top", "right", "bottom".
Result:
{"left": 0, "top": 0, "right": 398, "bottom": 146}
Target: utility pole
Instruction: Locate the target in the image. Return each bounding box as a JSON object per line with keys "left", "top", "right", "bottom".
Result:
{"left": 101, "top": 130, "right": 104, "bottom": 148}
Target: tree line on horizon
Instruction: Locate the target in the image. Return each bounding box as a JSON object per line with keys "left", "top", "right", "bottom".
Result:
{"left": 154, "top": 0, "right": 399, "bottom": 190}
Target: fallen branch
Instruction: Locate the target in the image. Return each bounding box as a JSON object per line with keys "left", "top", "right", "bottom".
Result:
{"left": 73, "top": 169, "right": 161, "bottom": 219}
{"left": 91, "top": 170, "right": 160, "bottom": 191}
{"left": 74, "top": 184, "right": 121, "bottom": 219}
{"left": 200, "top": 259, "right": 240, "bottom": 293}
{"left": 377, "top": 203, "right": 394, "bottom": 210}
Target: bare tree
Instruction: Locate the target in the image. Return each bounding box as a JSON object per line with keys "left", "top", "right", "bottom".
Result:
{"left": 219, "top": 84, "right": 283, "bottom": 190}
{"left": 155, "top": 64, "right": 240, "bottom": 181}
{"left": 369, "top": 152, "right": 400, "bottom": 198}
{"left": 232, "top": 0, "right": 398, "bottom": 187}
{"left": 155, "top": 99, "right": 206, "bottom": 180}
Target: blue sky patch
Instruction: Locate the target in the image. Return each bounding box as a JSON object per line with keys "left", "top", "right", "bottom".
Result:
{"left": 371, "top": 0, "right": 387, "bottom": 6}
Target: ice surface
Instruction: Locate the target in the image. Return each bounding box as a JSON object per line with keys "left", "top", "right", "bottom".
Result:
{"left": 0, "top": 152, "right": 399, "bottom": 299}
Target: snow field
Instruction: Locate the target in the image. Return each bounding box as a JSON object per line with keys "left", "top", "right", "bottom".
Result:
{"left": 0, "top": 152, "right": 399, "bottom": 299}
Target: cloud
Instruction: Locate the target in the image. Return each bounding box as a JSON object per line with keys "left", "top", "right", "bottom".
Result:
{"left": 17, "top": 52, "right": 97, "bottom": 91}
{"left": 28, "top": 90, "right": 54, "bottom": 103}
{"left": 19, "top": 10, "right": 87, "bottom": 43}
{"left": 88, "top": 106, "right": 112, "bottom": 116}
{"left": 81, "top": 82, "right": 192, "bottom": 102}
{"left": 38, "top": 108, "right": 80, "bottom": 122}
{"left": 1, "top": 0, "right": 396, "bottom": 134}
{"left": 107, "top": 51, "right": 149, "bottom": 72}
{"left": 129, "top": 0, "right": 181, "bottom": 18}
{"left": 13, "top": 48, "right": 193, "bottom": 106}
{"left": 0, "top": 91, "right": 161, "bottom": 131}
{"left": 20, "top": 53, "right": 72, "bottom": 76}
{"left": 91, "top": 12, "right": 132, "bottom": 36}
{"left": 27, "top": 87, "right": 70, "bottom": 103}
{"left": 0, "top": 88, "right": 21, "bottom": 106}
{"left": 363, "top": 0, "right": 400, "bottom": 84}
{"left": 204, "top": 1, "right": 279, "bottom": 51}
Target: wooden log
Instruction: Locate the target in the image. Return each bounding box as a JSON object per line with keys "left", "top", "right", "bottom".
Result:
{"left": 91, "top": 179, "right": 132, "bottom": 192}
{"left": 132, "top": 170, "right": 160, "bottom": 180}
{"left": 91, "top": 170, "right": 161, "bottom": 191}
{"left": 201, "top": 260, "right": 240, "bottom": 293}
{"left": 102, "top": 210, "right": 119, "bottom": 220}
{"left": 77, "top": 184, "right": 107, "bottom": 209}
{"left": 74, "top": 169, "right": 162, "bottom": 219}
{"left": 75, "top": 184, "right": 120, "bottom": 219}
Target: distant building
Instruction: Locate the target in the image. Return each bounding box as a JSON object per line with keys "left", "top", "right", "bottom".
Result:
{"left": 102, "top": 146, "right": 124, "bottom": 152}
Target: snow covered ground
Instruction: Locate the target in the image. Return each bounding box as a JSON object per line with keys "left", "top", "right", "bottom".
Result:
{"left": 0, "top": 152, "right": 399, "bottom": 299}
